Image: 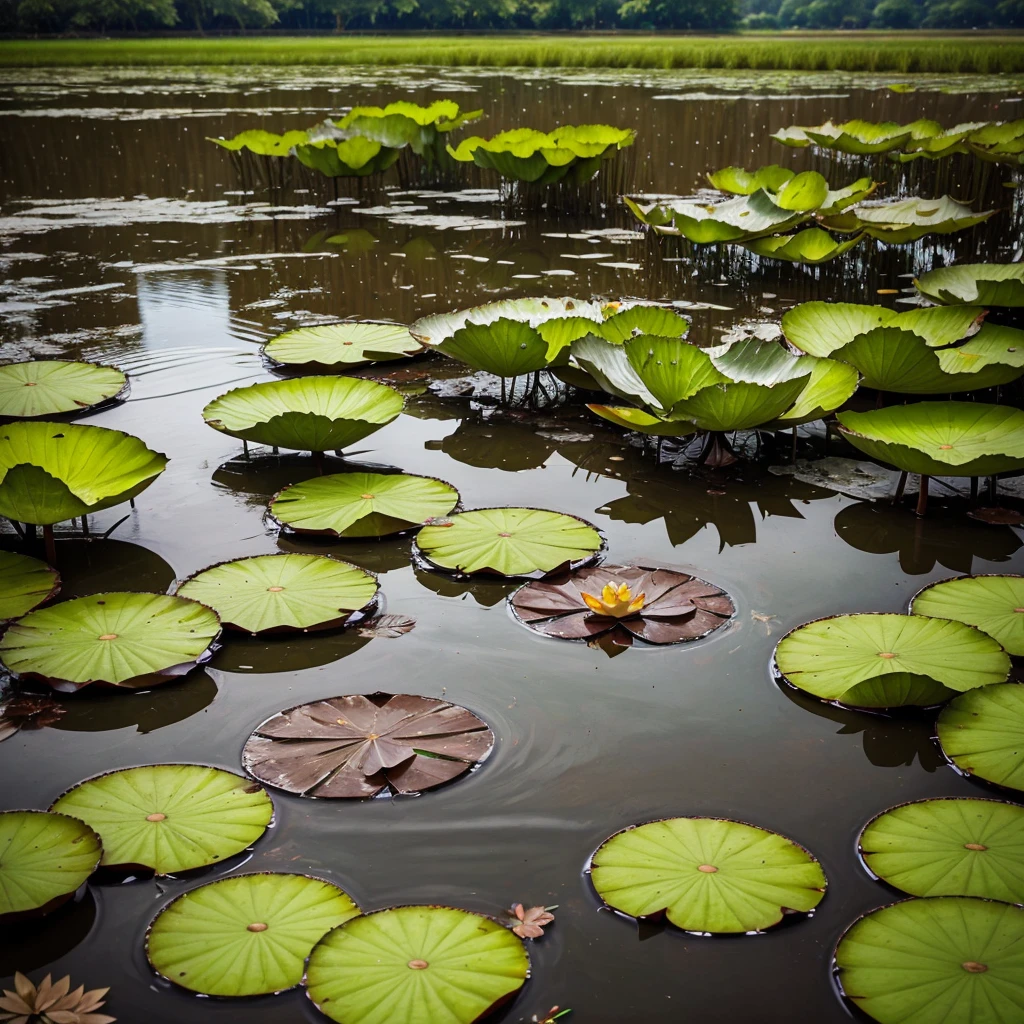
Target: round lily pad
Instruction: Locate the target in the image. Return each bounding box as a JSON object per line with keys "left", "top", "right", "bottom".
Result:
{"left": 306, "top": 905, "right": 529, "bottom": 1024}
{"left": 415, "top": 507, "right": 603, "bottom": 577}
{"left": 0, "top": 810, "right": 102, "bottom": 922}
{"left": 0, "top": 551, "right": 59, "bottom": 622}
{"left": 270, "top": 472, "right": 459, "bottom": 539}
{"left": 50, "top": 764, "right": 273, "bottom": 875}
{"left": 773, "top": 613, "right": 1009, "bottom": 709}
{"left": 0, "top": 592, "right": 221, "bottom": 693}
{"left": 835, "top": 897, "right": 1024, "bottom": 1024}
{"left": 589, "top": 817, "right": 826, "bottom": 934}
{"left": 937, "top": 683, "right": 1024, "bottom": 792}
{"left": 912, "top": 575, "right": 1024, "bottom": 656}
{"left": 262, "top": 322, "right": 422, "bottom": 372}
{"left": 147, "top": 872, "right": 359, "bottom": 996}
{"left": 0, "top": 360, "right": 127, "bottom": 419}
{"left": 174, "top": 553, "right": 378, "bottom": 635}
{"left": 859, "top": 798, "right": 1024, "bottom": 902}
{"left": 243, "top": 693, "right": 494, "bottom": 798}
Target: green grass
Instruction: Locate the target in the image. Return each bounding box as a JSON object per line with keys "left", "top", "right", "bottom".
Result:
{"left": 1, "top": 33, "right": 1022, "bottom": 75}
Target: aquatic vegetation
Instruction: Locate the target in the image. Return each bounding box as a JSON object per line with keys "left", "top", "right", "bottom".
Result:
{"left": 916, "top": 263, "right": 1024, "bottom": 308}
{"left": 510, "top": 565, "right": 734, "bottom": 647}
{"left": 147, "top": 873, "right": 359, "bottom": 997}
{"left": 270, "top": 471, "right": 459, "bottom": 539}
{"left": 911, "top": 575, "right": 1024, "bottom": 656}
{"left": 742, "top": 227, "right": 866, "bottom": 264}
{"left": 772, "top": 119, "right": 926, "bottom": 154}
{"left": 0, "top": 695, "right": 64, "bottom": 743}
{"left": 834, "top": 897, "right": 1024, "bottom": 1024}
{"left": 0, "top": 810, "right": 101, "bottom": 921}
{"left": 937, "top": 684, "right": 1024, "bottom": 792}
{"left": 243, "top": 692, "right": 493, "bottom": 798}
{"left": 510, "top": 903, "right": 555, "bottom": 940}
{"left": 208, "top": 128, "right": 310, "bottom": 157}
{"left": 0, "top": 971, "right": 114, "bottom": 1024}
{"left": 858, "top": 798, "right": 1024, "bottom": 902}
{"left": 306, "top": 905, "right": 529, "bottom": 1024}
{"left": 262, "top": 321, "right": 422, "bottom": 373}
{"left": 773, "top": 613, "right": 1009, "bottom": 709}
{"left": 0, "top": 360, "right": 127, "bottom": 419}
{"left": 589, "top": 817, "right": 826, "bottom": 934}
{"left": 356, "top": 614, "right": 415, "bottom": 639}
{"left": 821, "top": 195, "right": 995, "bottom": 244}
{"left": 293, "top": 134, "right": 401, "bottom": 178}
{"left": 626, "top": 191, "right": 808, "bottom": 244}
{"left": 51, "top": 764, "right": 273, "bottom": 875}
{"left": 706, "top": 165, "right": 877, "bottom": 211}
{"left": 337, "top": 99, "right": 482, "bottom": 161}
{"left": 0, "top": 551, "right": 59, "bottom": 622}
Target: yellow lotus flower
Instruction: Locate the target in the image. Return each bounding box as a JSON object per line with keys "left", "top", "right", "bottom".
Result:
{"left": 581, "top": 582, "right": 646, "bottom": 619}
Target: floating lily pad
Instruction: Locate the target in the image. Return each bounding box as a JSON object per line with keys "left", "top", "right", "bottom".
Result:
{"left": 416, "top": 507, "right": 602, "bottom": 577}
{"left": 147, "top": 872, "right": 359, "bottom": 996}
{"left": 916, "top": 264, "right": 1024, "bottom": 308}
{"left": 262, "top": 322, "right": 421, "bottom": 372}
{"left": 834, "top": 897, "right": 1024, "bottom": 1024}
{"left": 50, "top": 763, "right": 273, "bottom": 875}
{"left": 912, "top": 575, "right": 1024, "bottom": 656}
{"left": 937, "top": 684, "right": 1024, "bottom": 792}
{"left": 0, "top": 810, "right": 102, "bottom": 922}
{"left": 174, "top": 553, "right": 377, "bottom": 635}
{"left": 589, "top": 817, "right": 826, "bottom": 934}
{"left": 859, "top": 798, "right": 1024, "bottom": 902}
{"left": 243, "top": 693, "right": 493, "bottom": 798}
{"left": 306, "top": 904, "right": 529, "bottom": 1024}
{"left": 0, "top": 551, "right": 59, "bottom": 622}
{"left": 202, "top": 377, "right": 403, "bottom": 453}
{"left": 270, "top": 471, "right": 459, "bottom": 539}
{"left": 742, "top": 228, "right": 866, "bottom": 264}
{"left": 823, "top": 196, "right": 994, "bottom": 244}
{"left": 0, "top": 361, "right": 127, "bottom": 419}
{"left": 774, "top": 613, "right": 1009, "bottom": 709}
{"left": 0, "top": 592, "right": 221, "bottom": 693}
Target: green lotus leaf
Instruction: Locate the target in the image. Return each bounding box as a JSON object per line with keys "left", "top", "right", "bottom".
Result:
{"left": 969, "top": 120, "right": 1024, "bottom": 147}
{"left": 912, "top": 575, "right": 1024, "bottom": 656}
{"left": 770, "top": 125, "right": 812, "bottom": 148}
{"left": 569, "top": 335, "right": 660, "bottom": 408}
{"left": 837, "top": 402, "right": 1024, "bottom": 477}
{"left": 622, "top": 195, "right": 677, "bottom": 230}
{"left": 586, "top": 404, "right": 697, "bottom": 437}
{"left": 51, "top": 764, "right": 273, "bottom": 874}
{"left": 416, "top": 507, "right": 602, "bottom": 577}
{"left": 0, "top": 420, "right": 167, "bottom": 527}
{"left": 774, "top": 171, "right": 829, "bottom": 212}
{"left": 262, "top": 321, "right": 421, "bottom": 372}
{"left": 207, "top": 129, "right": 309, "bottom": 157}
{"left": 769, "top": 358, "right": 860, "bottom": 427}
{"left": 835, "top": 897, "right": 1024, "bottom": 1024}
{"left": 898, "top": 121, "right": 992, "bottom": 160}
{"left": 823, "top": 196, "right": 995, "bottom": 244}
{"left": 916, "top": 264, "right": 1024, "bottom": 308}
{"left": 803, "top": 119, "right": 915, "bottom": 154}
{"left": 0, "top": 592, "right": 221, "bottom": 692}
{"left": 597, "top": 304, "right": 690, "bottom": 343}
{"left": 705, "top": 337, "right": 812, "bottom": 387}
{"left": 589, "top": 817, "right": 826, "bottom": 934}
{"left": 0, "top": 360, "right": 127, "bottom": 419}
{"left": 938, "top": 683, "right": 1024, "bottom": 791}
{"left": 147, "top": 872, "right": 359, "bottom": 996}
{"left": 293, "top": 136, "right": 401, "bottom": 178}
{"left": 0, "top": 810, "right": 102, "bottom": 921}
{"left": 742, "top": 228, "right": 866, "bottom": 264}
{"left": 706, "top": 164, "right": 794, "bottom": 195}
{"left": 306, "top": 905, "right": 529, "bottom": 1024}
{"left": 667, "top": 375, "right": 811, "bottom": 433}
{"left": 859, "top": 798, "right": 1024, "bottom": 902}
{"left": 535, "top": 315, "right": 607, "bottom": 353}
{"left": 663, "top": 190, "right": 808, "bottom": 244}
{"left": 774, "top": 613, "right": 1009, "bottom": 709}
{"left": 337, "top": 100, "right": 483, "bottom": 154}
{"left": 0, "top": 551, "right": 59, "bottom": 622}
{"left": 625, "top": 336, "right": 729, "bottom": 410}
{"left": 441, "top": 318, "right": 552, "bottom": 377}
{"left": 202, "top": 376, "right": 403, "bottom": 453}
{"left": 966, "top": 120, "right": 1024, "bottom": 164}
{"left": 819, "top": 177, "right": 879, "bottom": 215}
{"left": 270, "top": 471, "right": 459, "bottom": 539}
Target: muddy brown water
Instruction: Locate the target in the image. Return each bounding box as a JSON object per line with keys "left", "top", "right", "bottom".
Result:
{"left": 1, "top": 65, "right": 1023, "bottom": 1023}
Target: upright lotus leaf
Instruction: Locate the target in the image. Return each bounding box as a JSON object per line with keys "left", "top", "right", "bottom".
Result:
{"left": 0, "top": 361, "right": 127, "bottom": 419}
{"left": 837, "top": 403, "right": 1024, "bottom": 478}
{"left": 293, "top": 136, "right": 401, "bottom": 178}
{"left": 0, "top": 810, "right": 102, "bottom": 922}
{"left": 666, "top": 374, "right": 811, "bottom": 433}
{"left": 770, "top": 125, "right": 812, "bottom": 148}
{"left": 912, "top": 575, "right": 1024, "bottom": 656}
{"left": 939, "top": 325, "right": 1024, "bottom": 379}
{"left": 416, "top": 507, "right": 602, "bottom": 577}
{"left": 835, "top": 897, "right": 1024, "bottom": 1024}
{"left": 937, "top": 684, "right": 1024, "bottom": 792}
{"left": 175, "top": 553, "right": 378, "bottom": 634}
{"left": 773, "top": 171, "right": 829, "bottom": 212}
{"left": 589, "top": 817, "right": 826, "bottom": 934}
{"left": 306, "top": 905, "right": 529, "bottom": 1024}
{"left": 439, "top": 319, "right": 552, "bottom": 378}
{"left": 597, "top": 304, "right": 690, "bottom": 344}
{"left": 707, "top": 164, "right": 794, "bottom": 195}
{"left": 0, "top": 551, "right": 59, "bottom": 622}
{"left": 570, "top": 336, "right": 661, "bottom": 409}
{"left": 819, "top": 177, "right": 879, "bottom": 215}
{"left": 243, "top": 692, "right": 494, "bottom": 798}
{"left": 822, "top": 196, "right": 995, "bottom": 244}
{"left": 622, "top": 195, "right": 677, "bottom": 231}
{"left": 0, "top": 592, "right": 221, "bottom": 693}
{"left": 0, "top": 420, "right": 167, "bottom": 526}
{"left": 967, "top": 121, "right": 1024, "bottom": 165}
{"left": 859, "top": 798, "right": 1024, "bottom": 902}
{"left": 898, "top": 121, "right": 992, "bottom": 160}
{"left": 916, "top": 264, "right": 1024, "bottom": 308}
{"left": 147, "top": 873, "right": 359, "bottom": 996}
{"left": 338, "top": 100, "right": 483, "bottom": 155}
{"left": 586, "top": 405, "right": 697, "bottom": 437}
{"left": 802, "top": 119, "right": 915, "bottom": 154}
{"left": 202, "top": 376, "right": 403, "bottom": 453}
{"left": 705, "top": 337, "right": 811, "bottom": 388}
{"left": 773, "top": 613, "right": 1009, "bottom": 709}
{"left": 743, "top": 228, "right": 866, "bottom": 264}
{"left": 769, "top": 358, "right": 860, "bottom": 428}
{"left": 51, "top": 764, "right": 273, "bottom": 874}
{"left": 271, "top": 472, "right": 459, "bottom": 539}
{"left": 262, "top": 322, "right": 421, "bottom": 372}
{"left": 624, "top": 336, "right": 729, "bottom": 411}
{"left": 207, "top": 129, "right": 310, "bottom": 157}
{"left": 652, "top": 190, "right": 808, "bottom": 244}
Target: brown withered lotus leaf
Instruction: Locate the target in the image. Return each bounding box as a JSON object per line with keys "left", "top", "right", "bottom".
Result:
{"left": 510, "top": 564, "right": 734, "bottom": 647}
{"left": 242, "top": 692, "right": 494, "bottom": 798}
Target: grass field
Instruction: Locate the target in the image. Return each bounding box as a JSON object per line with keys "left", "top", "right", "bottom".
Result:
{"left": 1, "top": 33, "right": 1022, "bottom": 74}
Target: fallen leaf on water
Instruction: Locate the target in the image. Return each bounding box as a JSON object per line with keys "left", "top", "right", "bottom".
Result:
{"left": 968, "top": 507, "right": 1024, "bottom": 526}
{"left": 511, "top": 903, "right": 556, "bottom": 939}
{"left": 0, "top": 696, "right": 65, "bottom": 744}
{"left": 532, "top": 1008, "right": 572, "bottom": 1023}
{"left": 356, "top": 615, "right": 416, "bottom": 639}
{"left": 0, "top": 971, "right": 115, "bottom": 1024}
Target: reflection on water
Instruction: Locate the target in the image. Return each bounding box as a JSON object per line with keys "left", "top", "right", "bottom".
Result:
{"left": 211, "top": 628, "right": 372, "bottom": 674}
{"left": 0, "top": 893, "right": 97, "bottom": 976}
{"left": 29, "top": 539, "right": 177, "bottom": 598}
{"left": 414, "top": 568, "right": 518, "bottom": 608}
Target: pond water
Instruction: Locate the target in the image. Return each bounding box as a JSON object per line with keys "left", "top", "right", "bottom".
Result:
{"left": 1, "top": 65, "right": 1023, "bottom": 1023}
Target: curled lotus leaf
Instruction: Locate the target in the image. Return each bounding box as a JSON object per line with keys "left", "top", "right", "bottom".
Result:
{"left": 586, "top": 404, "right": 697, "bottom": 437}
{"left": 262, "top": 322, "right": 421, "bottom": 372}
{"left": 742, "top": 228, "right": 866, "bottom": 264}
{"left": 147, "top": 872, "right": 359, "bottom": 997}
{"left": 0, "top": 551, "right": 59, "bottom": 623}
{"left": 338, "top": 100, "right": 483, "bottom": 154}
{"left": 665, "top": 375, "right": 811, "bottom": 433}
{"left": 766, "top": 358, "right": 860, "bottom": 428}
{"left": 589, "top": 817, "right": 826, "bottom": 934}
{"left": 293, "top": 136, "right": 401, "bottom": 178}
{"left": 0, "top": 360, "right": 127, "bottom": 419}
{"left": 207, "top": 128, "right": 310, "bottom": 157}
{"left": 510, "top": 564, "right": 733, "bottom": 647}
{"left": 706, "top": 164, "right": 795, "bottom": 195}
{"left": 916, "top": 264, "right": 1024, "bottom": 308}
{"left": 896, "top": 121, "right": 992, "bottom": 161}
{"left": 912, "top": 575, "right": 1024, "bottom": 656}
{"left": 242, "top": 692, "right": 494, "bottom": 798}
{"left": 937, "top": 684, "right": 1024, "bottom": 792}
{"left": 822, "top": 195, "right": 995, "bottom": 244}
{"left": 50, "top": 763, "right": 274, "bottom": 875}
{"left": 773, "top": 119, "right": 915, "bottom": 155}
